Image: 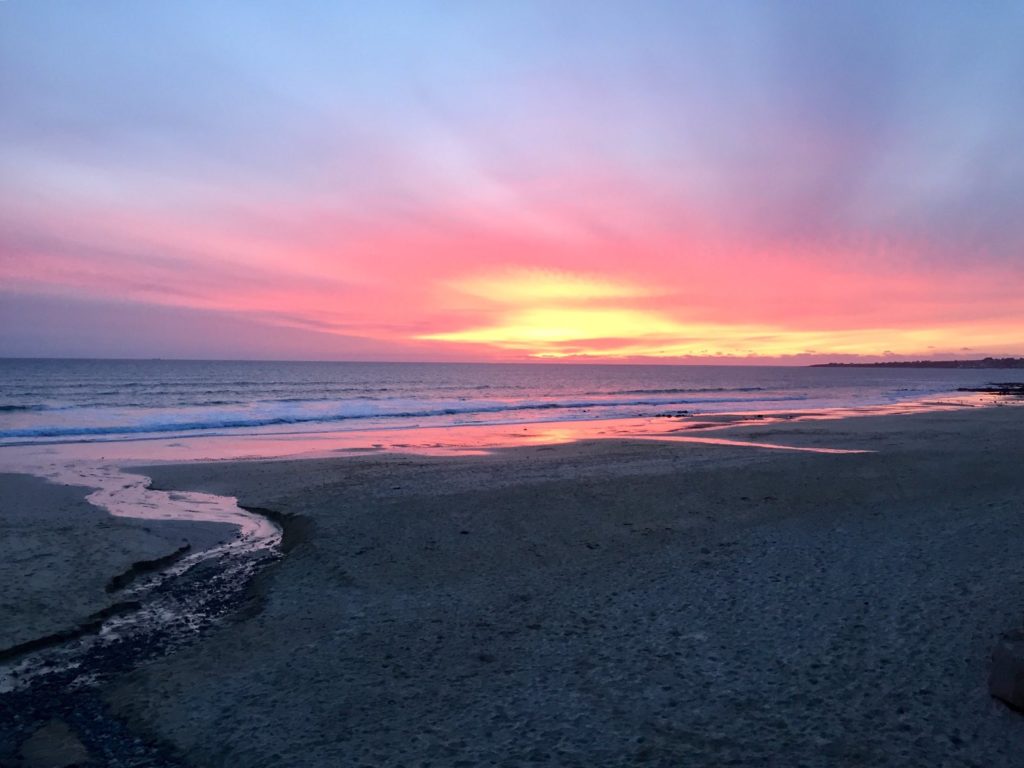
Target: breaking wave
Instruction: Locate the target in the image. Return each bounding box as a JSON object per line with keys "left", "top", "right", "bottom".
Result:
{"left": 0, "top": 393, "right": 809, "bottom": 441}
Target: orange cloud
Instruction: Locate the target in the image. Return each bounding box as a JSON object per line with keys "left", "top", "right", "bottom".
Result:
{"left": 417, "top": 262, "right": 1024, "bottom": 360}
{"left": 5, "top": 187, "right": 1023, "bottom": 362}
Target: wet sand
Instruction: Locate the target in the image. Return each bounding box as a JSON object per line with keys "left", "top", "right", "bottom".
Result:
{"left": 0, "top": 474, "right": 233, "bottom": 652}
{"left": 98, "top": 406, "right": 1024, "bottom": 766}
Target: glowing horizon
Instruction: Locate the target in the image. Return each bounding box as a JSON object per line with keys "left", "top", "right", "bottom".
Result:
{"left": 2, "top": 2, "right": 1023, "bottom": 363}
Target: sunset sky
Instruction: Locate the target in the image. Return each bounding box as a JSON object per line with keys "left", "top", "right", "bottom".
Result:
{"left": 2, "top": 1, "right": 1023, "bottom": 362}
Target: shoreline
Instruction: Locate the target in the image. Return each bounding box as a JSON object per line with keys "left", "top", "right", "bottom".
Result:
{"left": 0, "top": 390, "right": 1010, "bottom": 472}
{"left": 2, "top": 404, "right": 1023, "bottom": 765}
{"left": 0, "top": 385, "right": 1007, "bottom": 453}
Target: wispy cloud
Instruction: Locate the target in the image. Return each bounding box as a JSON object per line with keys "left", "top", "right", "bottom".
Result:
{"left": 2, "top": 1, "right": 1022, "bottom": 360}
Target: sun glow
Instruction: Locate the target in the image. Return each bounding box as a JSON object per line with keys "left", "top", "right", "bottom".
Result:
{"left": 417, "top": 266, "right": 1024, "bottom": 360}
{"left": 423, "top": 308, "right": 679, "bottom": 345}
{"left": 449, "top": 268, "right": 653, "bottom": 304}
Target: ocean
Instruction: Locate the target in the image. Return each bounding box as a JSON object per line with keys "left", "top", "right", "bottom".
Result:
{"left": 1, "top": 359, "right": 1020, "bottom": 447}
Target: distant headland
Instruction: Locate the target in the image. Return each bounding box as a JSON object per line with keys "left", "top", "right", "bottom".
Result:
{"left": 810, "top": 357, "right": 1024, "bottom": 369}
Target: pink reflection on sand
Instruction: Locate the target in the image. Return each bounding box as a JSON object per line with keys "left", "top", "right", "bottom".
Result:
{"left": 630, "top": 435, "right": 870, "bottom": 454}
{"left": 0, "top": 394, "right": 999, "bottom": 470}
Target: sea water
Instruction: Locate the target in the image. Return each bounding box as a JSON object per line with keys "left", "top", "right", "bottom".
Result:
{"left": 2, "top": 359, "right": 1020, "bottom": 447}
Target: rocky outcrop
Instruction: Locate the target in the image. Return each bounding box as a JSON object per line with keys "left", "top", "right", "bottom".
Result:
{"left": 20, "top": 720, "right": 89, "bottom": 768}
{"left": 989, "top": 630, "right": 1024, "bottom": 711}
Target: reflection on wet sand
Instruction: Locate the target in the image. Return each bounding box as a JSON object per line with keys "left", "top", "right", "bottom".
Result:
{"left": 0, "top": 395, "right": 991, "bottom": 469}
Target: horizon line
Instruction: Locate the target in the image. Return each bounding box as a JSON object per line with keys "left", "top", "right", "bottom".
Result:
{"left": 1, "top": 355, "right": 1019, "bottom": 367}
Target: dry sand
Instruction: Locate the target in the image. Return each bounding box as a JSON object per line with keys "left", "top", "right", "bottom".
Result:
{"left": 0, "top": 474, "right": 234, "bottom": 651}
{"left": 95, "top": 406, "right": 1024, "bottom": 766}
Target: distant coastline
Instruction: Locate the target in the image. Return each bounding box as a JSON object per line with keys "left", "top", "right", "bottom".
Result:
{"left": 810, "top": 357, "right": 1024, "bottom": 369}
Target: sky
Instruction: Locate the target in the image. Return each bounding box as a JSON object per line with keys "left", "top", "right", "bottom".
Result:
{"left": 2, "top": 1, "right": 1023, "bottom": 363}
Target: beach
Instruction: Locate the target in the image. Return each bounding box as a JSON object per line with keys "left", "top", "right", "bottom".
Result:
{"left": 6, "top": 0, "right": 1024, "bottom": 761}
{"left": 7, "top": 0, "right": 1024, "bottom": 762}
{"left": 2, "top": 405, "right": 1007, "bottom": 766}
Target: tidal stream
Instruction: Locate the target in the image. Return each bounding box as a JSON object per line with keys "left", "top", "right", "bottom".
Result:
{"left": 0, "top": 461, "right": 283, "bottom": 766}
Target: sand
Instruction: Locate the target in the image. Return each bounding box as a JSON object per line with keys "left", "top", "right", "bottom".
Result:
{"left": 0, "top": 474, "right": 234, "bottom": 651}
{"left": 92, "top": 406, "right": 1024, "bottom": 766}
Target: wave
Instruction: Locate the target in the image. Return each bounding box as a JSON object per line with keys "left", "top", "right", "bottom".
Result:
{"left": 0, "top": 384, "right": 512, "bottom": 408}
{"left": 0, "top": 393, "right": 810, "bottom": 440}
{"left": 597, "top": 386, "right": 766, "bottom": 396}
{"left": 0, "top": 386, "right": 770, "bottom": 413}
